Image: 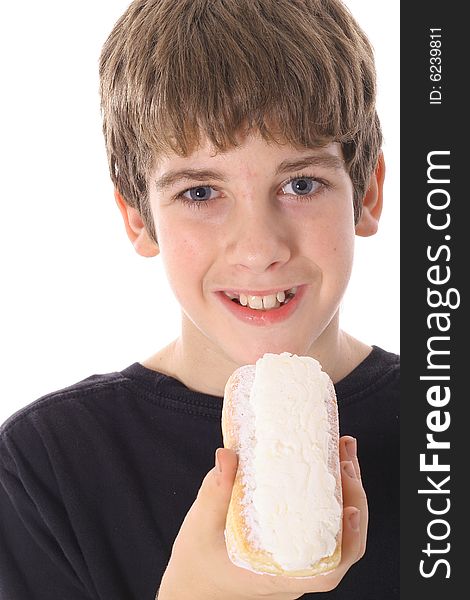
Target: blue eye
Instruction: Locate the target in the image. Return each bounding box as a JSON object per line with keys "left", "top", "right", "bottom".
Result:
{"left": 182, "top": 186, "right": 215, "bottom": 201}
{"left": 282, "top": 177, "right": 320, "bottom": 196}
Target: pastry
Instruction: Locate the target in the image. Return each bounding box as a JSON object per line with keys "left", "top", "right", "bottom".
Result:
{"left": 222, "top": 352, "right": 342, "bottom": 577}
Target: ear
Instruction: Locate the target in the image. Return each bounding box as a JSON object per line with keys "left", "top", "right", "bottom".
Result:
{"left": 355, "top": 151, "right": 385, "bottom": 237}
{"left": 114, "top": 189, "right": 159, "bottom": 257}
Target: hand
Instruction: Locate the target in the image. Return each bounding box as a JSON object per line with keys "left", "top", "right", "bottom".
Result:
{"left": 157, "top": 435, "right": 368, "bottom": 600}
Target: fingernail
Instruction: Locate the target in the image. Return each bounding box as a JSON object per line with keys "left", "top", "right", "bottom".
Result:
{"left": 349, "top": 509, "right": 360, "bottom": 531}
{"left": 342, "top": 461, "right": 356, "bottom": 479}
{"left": 215, "top": 449, "right": 222, "bottom": 474}
{"left": 345, "top": 437, "right": 357, "bottom": 459}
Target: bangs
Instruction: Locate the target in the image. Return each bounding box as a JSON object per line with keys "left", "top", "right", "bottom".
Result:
{"left": 134, "top": 0, "right": 375, "bottom": 158}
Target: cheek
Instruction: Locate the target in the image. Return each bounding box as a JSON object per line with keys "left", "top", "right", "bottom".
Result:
{"left": 156, "top": 215, "right": 213, "bottom": 296}
{"left": 304, "top": 207, "right": 355, "bottom": 268}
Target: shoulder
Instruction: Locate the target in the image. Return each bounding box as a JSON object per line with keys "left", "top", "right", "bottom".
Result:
{"left": 336, "top": 345, "right": 399, "bottom": 405}
{"left": 367, "top": 345, "right": 400, "bottom": 386}
{"left": 0, "top": 368, "right": 145, "bottom": 494}
{"left": 336, "top": 346, "right": 399, "bottom": 439}
{"left": 0, "top": 369, "right": 129, "bottom": 444}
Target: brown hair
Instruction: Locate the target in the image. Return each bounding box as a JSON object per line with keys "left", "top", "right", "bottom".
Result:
{"left": 99, "top": 0, "right": 382, "bottom": 243}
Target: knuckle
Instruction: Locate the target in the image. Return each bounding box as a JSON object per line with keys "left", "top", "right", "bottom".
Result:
{"left": 319, "top": 577, "right": 342, "bottom": 593}
{"left": 358, "top": 544, "right": 367, "bottom": 560}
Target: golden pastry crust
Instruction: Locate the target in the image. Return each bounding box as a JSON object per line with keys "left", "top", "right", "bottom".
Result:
{"left": 222, "top": 365, "right": 342, "bottom": 577}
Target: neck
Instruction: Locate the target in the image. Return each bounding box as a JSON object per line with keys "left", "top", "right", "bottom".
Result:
{"left": 143, "top": 312, "right": 372, "bottom": 398}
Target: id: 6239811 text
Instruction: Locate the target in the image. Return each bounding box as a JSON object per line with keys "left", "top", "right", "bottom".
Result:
{"left": 429, "top": 28, "right": 442, "bottom": 105}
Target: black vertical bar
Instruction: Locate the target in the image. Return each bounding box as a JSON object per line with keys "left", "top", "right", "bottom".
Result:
{"left": 401, "top": 2, "right": 466, "bottom": 598}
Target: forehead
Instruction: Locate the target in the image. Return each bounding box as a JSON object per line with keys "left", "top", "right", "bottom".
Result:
{"left": 152, "top": 133, "right": 345, "bottom": 177}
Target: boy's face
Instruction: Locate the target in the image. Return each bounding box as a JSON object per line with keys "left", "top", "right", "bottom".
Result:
{"left": 145, "top": 132, "right": 362, "bottom": 367}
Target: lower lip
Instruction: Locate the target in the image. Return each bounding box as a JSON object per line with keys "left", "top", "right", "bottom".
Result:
{"left": 215, "top": 285, "right": 307, "bottom": 326}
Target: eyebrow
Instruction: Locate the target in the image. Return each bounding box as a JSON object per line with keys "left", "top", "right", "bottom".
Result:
{"left": 154, "top": 153, "right": 345, "bottom": 192}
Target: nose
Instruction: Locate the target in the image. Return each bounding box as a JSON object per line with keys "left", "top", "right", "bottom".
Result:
{"left": 225, "top": 198, "right": 292, "bottom": 273}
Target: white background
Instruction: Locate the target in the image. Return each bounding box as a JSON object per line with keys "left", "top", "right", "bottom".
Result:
{"left": 0, "top": 0, "right": 399, "bottom": 424}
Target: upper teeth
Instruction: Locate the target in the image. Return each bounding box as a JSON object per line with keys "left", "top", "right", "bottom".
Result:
{"left": 224, "top": 287, "right": 297, "bottom": 310}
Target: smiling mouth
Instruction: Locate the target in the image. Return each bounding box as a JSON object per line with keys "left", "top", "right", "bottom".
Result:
{"left": 222, "top": 287, "right": 298, "bottom": 310}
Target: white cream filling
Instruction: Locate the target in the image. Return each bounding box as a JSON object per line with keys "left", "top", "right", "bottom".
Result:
{"left": 236, "top": 352, "right": 341, "bottom": 571}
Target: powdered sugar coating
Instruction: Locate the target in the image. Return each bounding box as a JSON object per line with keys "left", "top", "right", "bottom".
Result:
{"left": 226, "top": 365, "right": 262, "bottom": 548}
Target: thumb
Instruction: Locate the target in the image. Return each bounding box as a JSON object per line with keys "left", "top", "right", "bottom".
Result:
{"left": 192, "top": 448, "right": 238, "bottom": 535}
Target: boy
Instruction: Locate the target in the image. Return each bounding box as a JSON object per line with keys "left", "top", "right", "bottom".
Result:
{"left": 0, "top": 0, "right": 399, "bottom": 598}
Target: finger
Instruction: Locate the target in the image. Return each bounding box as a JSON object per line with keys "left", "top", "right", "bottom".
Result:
{"left": 340, "top": 506, "right": 362, "bottom": 562}
{"left": 340, "top": 459, "right": 368, "bottom": 558}
{"left": 339, "top": 435, "right": 361, "bottom": 479}
{"left": 186, "top": 448, "right": 238, "bottom": 537}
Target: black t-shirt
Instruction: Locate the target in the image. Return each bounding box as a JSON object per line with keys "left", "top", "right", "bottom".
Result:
{"left": 0, "top": 346, "right": 399, "bottom": 600}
